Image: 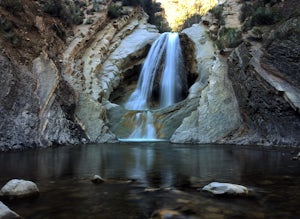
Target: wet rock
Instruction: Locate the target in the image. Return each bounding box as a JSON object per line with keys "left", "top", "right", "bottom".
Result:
{"left": 150, "top": 209, "right": 184, "bottom": 219}
{"left": 205, "top": 213, "right": 224, "bottom": 219}
{"left": 91, "top": 175, "right": 104, "bottom": 184}
{"left": 0, "top": 179, "right": 39, "bottom": 198}
{"left": 144, "top": 187, "right": 161, "bottom": 192}
{"left": 202, "top": 182, "right": 249, "bottom": 196}
{"left": 205, "top": 206, "right": 221, "bottom": 213}
{"left": 0, "top": 201, "right": 21, "bottom": 218}
{"left": 293, "top": 152, "right": 300, "bottom": 160}
{"left": 150, "top": 209, "right": 200, "bottom": 219}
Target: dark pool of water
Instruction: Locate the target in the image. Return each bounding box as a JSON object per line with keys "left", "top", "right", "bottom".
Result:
{"left": 0, "top": 143, "right": 299, "bottom": 219}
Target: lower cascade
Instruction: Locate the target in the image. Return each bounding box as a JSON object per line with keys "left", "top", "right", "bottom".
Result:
{"left": 121, "top": 32, "right": 187, "bottom": 141}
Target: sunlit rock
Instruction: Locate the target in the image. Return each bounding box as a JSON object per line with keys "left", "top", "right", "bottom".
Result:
{"left": 202, "top": 182, "right": 249, "bottom": 195}
{"left": 0, "top": 179, "right": 39, "bottom": 198}
{"left": 0, "top": 202, "right": 20, "bottom": 218}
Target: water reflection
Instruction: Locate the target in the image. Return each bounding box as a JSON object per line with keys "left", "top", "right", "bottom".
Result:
{"left": 1, "top": 144, "right": 299, "bottom": 186}
{"left": 0, "top": 143, "right": 299, "bottom": 219}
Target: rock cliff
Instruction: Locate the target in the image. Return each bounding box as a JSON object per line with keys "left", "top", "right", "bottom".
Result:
{"left": 0, "top": 0, "right": 299, "bottom": 150}
{"left": 0, "top": 1, "right": 159, "bottom": 150}
{"left": 227, "top": 17, "right": 300, "bottom": 146}
{"left": 201, "top": 0, "right": 300, "bottom": 146}
{"left": 170, "top": 24, "right": 242, "bottom": 143}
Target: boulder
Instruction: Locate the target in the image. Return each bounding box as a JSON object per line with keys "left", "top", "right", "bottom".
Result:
{"left": 202, "top": 182, "right": 249, "bottom": 195}
{"left": 150, "top": 208, "right": 200, "bottom": 218}
{"left": 0, "top": 202, "right": 20, "bottom": 218}
{"left": 91, "top": 175, "right": 105, "bottom": 184}
{"left": 150, "top": 209, "right": 184, "bottom": 219}
{"left": 0, "top": 179, "right": 39, "bottom": 198}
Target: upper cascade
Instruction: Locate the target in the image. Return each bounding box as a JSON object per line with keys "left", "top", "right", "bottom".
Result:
{"left": 125, "top": 32, "right": 187, "bottom": 110}
{"left": 122, "top": 32, "right": 187, "bottom": 141}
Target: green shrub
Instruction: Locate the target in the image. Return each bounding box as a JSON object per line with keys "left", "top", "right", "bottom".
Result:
{"left": 0, "top": 16, "right": 20, "bottom": 46}
{"left": 51, "top": 24, "right": 66, "bottom": 41}
{"left": 0, "top": 17, "right": 13, "bottom": 32}
{"left": 108, "top": 4, "right": 123, "bottom": 19}
{"left": 43, "top": 0, "right": 85, "bottom": 26}
{"left": 0, "top": 0, "right": 23, "bottom": 12}
{"left": 122, "top": 0, "right": 141, "bottom": 6}
{"left": 216, "top": 27, "right": 242, "bottom": 50}
{"left": 210, "top": 4, "right": 224, "bottom": 20}
{"left": 241, "top": 17, "right": 253, "bottom": 32}
{"left": 239, "top": 3, "right": 253, "bottom": 22}
{"left": 251, "top": 6, "right": 281, "bottom": 26}
{"left": 6, "top": 31, "right": 21, "bottom": 46}
{"left": 85, "top": 18, "right": 94, "bottom": 25}
{"left": 73, "top": 7, "right": 84, "bottom": 25}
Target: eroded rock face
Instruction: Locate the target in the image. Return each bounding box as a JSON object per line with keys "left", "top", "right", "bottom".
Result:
{"left": 33, "top": 53, "right": 87, "bottom": 147}
{"left": 170, "top": 24, "right": 242, "bottom": 143}
{"left": 227, "top": 17, "right": 300, "bottom": 146}
{"left": 0, "top": 53, "right": 39, "bottom": 150}
{"left": 63, "top": 7, "right": 159, "bottom": 143}
{"left": 0, "top": 5, "right": 158, "bottom": 149}
{"left": 0, "top": 51, "right": 87, "bottom": 150}
{"left": 75, "top": 93, "right": 117, "bottom": 143}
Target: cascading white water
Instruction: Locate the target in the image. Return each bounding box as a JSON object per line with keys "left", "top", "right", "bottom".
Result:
{"left": 128, "top": 111, "right": 157, "bottom": 140}
{"left": 123, "top": 32, "right": 186, "bottom": 141}
{"left": 125, "top": 33, "right": 169, "bottom": 110}
{"left": 160, "top": 32, "right": 185, "bottom": 108}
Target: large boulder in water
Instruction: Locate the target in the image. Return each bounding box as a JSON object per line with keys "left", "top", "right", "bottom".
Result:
{"left": 0, "top": 179, "right": 39, "bottom": 198}
{"left": 0, "top": 202, "right": 20, "bottom": 218}
{"left": 202, "top": 182, "right": 249, "bottom": 196}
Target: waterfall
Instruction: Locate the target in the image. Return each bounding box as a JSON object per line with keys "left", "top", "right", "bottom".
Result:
{"left": 160, "top": 32, "right": 185, "bottom": 108}
{"left": 128, "top": 111, "right": 157, "bottom": 140}
{"left": 125, "top": 33, "right": 169, "bottom": 110}
{"left": 123, "top": 32, "right": 186, "bottom": 141}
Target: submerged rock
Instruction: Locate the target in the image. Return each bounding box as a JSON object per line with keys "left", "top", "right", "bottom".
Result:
{"left": 91, "top": 175, "right": 105, "bottom": 184}
{"left": 150, "top": 209, "right": 184, "bottom": 219}
{"left": 0, "top": 179, "right": 39, "bottom": 198}
{"left": 0, "top": 202, "right": 21, "bottom": 218}
{"left": 202, "top": 182, "right": 249, "bottom": 196}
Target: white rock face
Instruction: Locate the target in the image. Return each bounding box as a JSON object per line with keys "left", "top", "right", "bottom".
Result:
{"left": 0, "top": 179, "right": 39, "bottom": 198}
{"left": 202, "top": 182, "right": 249, "bottom": 195}
{"left": 99, "top": 25, "right": 160, "bottom": 99}
{"left": 0, "top": 202, "right": 20, "bottom": 218}
{"left": 171, "top": 24, "right": 242, "bottom": 143}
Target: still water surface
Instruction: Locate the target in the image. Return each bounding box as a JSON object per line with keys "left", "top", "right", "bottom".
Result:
{"left": 0, "top": 143, "right": 299, "bottom": 219}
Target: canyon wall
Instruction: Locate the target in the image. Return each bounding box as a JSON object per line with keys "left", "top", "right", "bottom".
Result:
{"left": 227, "top": 17, "right": 300, "bottom": 146}
{"left": 0, "top": 2, "right": 160, "bottom": 151}
{"left": 169, "top": 24, "right": 242, "bottom": 143}
{"left": 1, "top": 0, "right": 299, "bottom": 150}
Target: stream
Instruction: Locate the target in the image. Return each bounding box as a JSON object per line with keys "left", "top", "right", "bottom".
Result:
{"left": 0, "top": 143, "right": 299, "bottom": 219}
